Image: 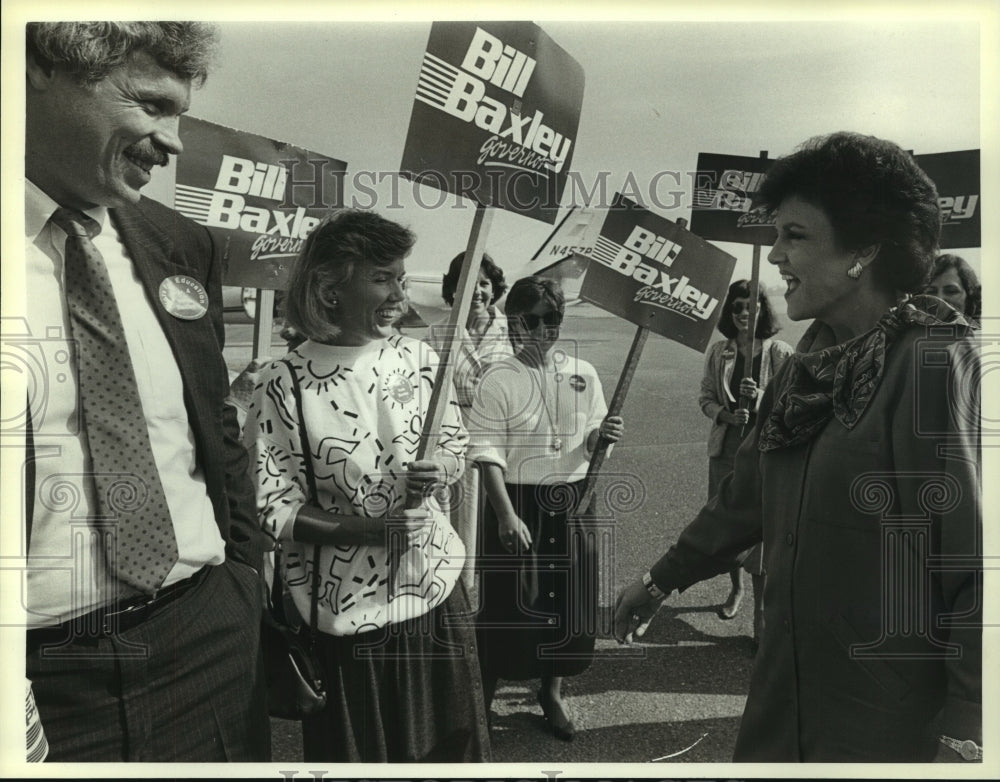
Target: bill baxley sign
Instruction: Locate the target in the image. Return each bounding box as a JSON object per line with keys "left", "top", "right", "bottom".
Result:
{"left": 400, "top": 22, "right": 585, "bottom": 223}
{"left": 690, "top": 148, "right": 981, "bottom": 250}
{"left": 580, "top": 193, "right": 736, "bottom": 352}
{"left": 914, "top": 149, "right": 980, "bottom": 249}
{"left": 689, "top": 152, "right": 774, "bottom": 246}
{"left": 174, "top": 116, "right": 347, "bottom": 290}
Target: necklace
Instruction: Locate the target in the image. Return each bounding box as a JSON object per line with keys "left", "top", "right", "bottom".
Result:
{"left": 467, "top": 310, "right": 493, "bottom": 348}
{"left": 537, "top": 366, "right": 562, "bottom": 452}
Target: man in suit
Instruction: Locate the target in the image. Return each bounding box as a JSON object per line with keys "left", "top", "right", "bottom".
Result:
{"left": 23, "top": 22, "right": 270, "bottom": 761}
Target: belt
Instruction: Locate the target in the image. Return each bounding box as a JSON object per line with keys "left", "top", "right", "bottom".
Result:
{"left": 29, "top": 567, "right": 208, "bottom": 642}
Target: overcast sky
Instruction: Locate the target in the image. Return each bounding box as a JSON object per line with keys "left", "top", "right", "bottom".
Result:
{"left": 176, "top": 16, "right": 984, "bottom": 287}
{"left": 2, "top": 4, "right": 990, "bottom": 289}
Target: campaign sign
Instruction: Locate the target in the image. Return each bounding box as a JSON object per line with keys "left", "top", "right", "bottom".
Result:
{"left": 175, "top": 116, "right": 347, "bottom": 290}
{"left": 689, "top": 152, "right": 774, "bottom": 246}
{"left": 580, "top": 193, "right": 737, "bottom": 352}
{"left": 914, "top": 149, "right": 980, "bottom": 249}
{"left": 400, "top": 22, "right": 584, "bottom": 224}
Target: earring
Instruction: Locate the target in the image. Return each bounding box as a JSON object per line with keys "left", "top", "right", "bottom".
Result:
{"left": 846, "top": 261, "right": 863, "bottom": 280}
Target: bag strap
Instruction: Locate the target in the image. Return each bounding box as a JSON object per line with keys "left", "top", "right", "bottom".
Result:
{"left": 281, "top": 359, "right": 322, "bottom": 644}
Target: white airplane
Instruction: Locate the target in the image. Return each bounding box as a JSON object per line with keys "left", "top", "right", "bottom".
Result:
{"left": 397, "top": 205, "right": 605, "bottom": 329}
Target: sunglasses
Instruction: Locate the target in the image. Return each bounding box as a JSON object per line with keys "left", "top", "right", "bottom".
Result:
{"left": 732, "top": 301, "right": 753, "bottom": 315}
{"left": 517, "top": 311, "right": 563, "bottom": 330}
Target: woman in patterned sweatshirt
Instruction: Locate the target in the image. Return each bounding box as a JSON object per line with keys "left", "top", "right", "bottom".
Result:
{"left": 243, "top": 209, "right": 491, "bottom": 763}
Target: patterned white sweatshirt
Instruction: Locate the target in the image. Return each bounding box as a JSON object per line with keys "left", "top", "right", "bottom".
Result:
{"left": 243, "top": 335, "right": 468, "bottom": 635}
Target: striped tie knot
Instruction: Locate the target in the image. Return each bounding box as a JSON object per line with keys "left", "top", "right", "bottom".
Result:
{"left": 50, "top": 207, "right": 102, "bottom": 239}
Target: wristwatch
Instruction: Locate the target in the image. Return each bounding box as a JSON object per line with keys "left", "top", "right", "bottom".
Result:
{"left": 938, "top": 735, "right": 982, "bottom": 761}
{"left": 642, "top": 571, "right": 666, "bottom": 600}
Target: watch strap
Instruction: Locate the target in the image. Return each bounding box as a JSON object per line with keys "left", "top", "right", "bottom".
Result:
{"left": 938, "top": 735, "right": 982, "bottom": 761}
{"left": 642, "top": 571, "right": 666, "bottom": 600}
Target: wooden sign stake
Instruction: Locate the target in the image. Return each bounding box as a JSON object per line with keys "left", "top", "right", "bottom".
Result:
{"left": 251, "top": 288, "right": 275, "bottom": 359}
{"left": 739, "top": 149, "right": 768, "bottom": 437}
{"left": 390, "top": 202, "right": 494, "bottom": 597}
{"left": 574, "top": 215, "right": 693, "bottom": 515}
{"left": 411, "top": 202, "right": 494, "bottom": 470}
{"left": 574, "top": 323, "right": 648, "bottom": 516}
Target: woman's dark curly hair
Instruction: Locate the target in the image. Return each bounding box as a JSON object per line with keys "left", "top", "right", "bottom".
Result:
{"left": 504, "top": 276, "right": 565, "bottom": 318}
{"left": 925, "top": 253, "right": 982, "bottom": 319}
{"left": 441, "top": 251, "right": 507, "bottom": 306}
{"left": 755, "top": 131, "right": 941, "bottom": 293}
{"left": 716, "top": 279, "right": 780, "bottom": 339}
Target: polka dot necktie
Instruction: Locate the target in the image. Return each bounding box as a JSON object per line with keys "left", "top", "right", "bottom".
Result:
{"left": 51, "top": 208, "right": 178, "bottom": 595}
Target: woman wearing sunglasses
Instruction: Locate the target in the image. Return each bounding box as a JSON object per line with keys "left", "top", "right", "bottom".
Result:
{"left": 699, "top": 280, "right": 792, "bottom": 643}
{"left": 467, "top": 276, "right": 624, "bottom": 741}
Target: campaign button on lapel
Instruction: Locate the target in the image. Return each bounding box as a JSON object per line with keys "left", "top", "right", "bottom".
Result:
{"left": 159, "top": 275, "right": 209, "bottom": 320}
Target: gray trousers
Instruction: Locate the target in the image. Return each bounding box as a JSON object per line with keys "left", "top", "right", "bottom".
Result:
{"left": 26, "top": 558, "right": 269, "bottom": 762}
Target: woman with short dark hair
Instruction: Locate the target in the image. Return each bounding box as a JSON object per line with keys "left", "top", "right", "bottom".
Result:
{"left": 923, "top": 253, "right": 981, "bottom": 321}
{"left": 245, "top": 209, "right": 491, "bottom": 762}
{"left": 424, "top": 251, "right": 513, "bottom": 593}
{"left": 441, "top": 251, "right": 509, "bottom": 307}
{"left": 699, "top": 279, "right": 792, "bottom": 638}
{"left": 426, "top": 251, "right": 512, "bottom": 405}
{"left": 615, "top": 132, "right": 981, "bottom": 762}
{"left": 468, "top": 276, "right": 624, "bottom": 741}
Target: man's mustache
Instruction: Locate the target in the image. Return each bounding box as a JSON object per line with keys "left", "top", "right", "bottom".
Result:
{"left": 124, "top": 142, "right": 170, "bottom": 167}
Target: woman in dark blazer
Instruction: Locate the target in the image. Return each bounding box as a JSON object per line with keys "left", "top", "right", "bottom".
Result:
{"left": 615, "top": 132, "right": 981, "bottom": 763}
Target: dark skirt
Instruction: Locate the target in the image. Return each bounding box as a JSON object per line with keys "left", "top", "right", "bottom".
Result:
{"left": 302, "top": 580, "right": 491, "bottom": 763}
{"left": 709, "top": 423, "right": 764, "bottom": 575}
{"left": 476, "top": 480, "right": 598, "bottom": 681}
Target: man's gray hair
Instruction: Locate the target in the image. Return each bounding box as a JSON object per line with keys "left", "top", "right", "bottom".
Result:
{"left": 26, "top": 22, "right": 219, "bottom": 84}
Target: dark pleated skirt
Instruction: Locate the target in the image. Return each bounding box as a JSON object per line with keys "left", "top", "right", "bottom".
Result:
{"left": 302, "top": 580, "right": 491, "bottom": 763}
{"left": 709, "top": 423, "right": 764, "bottom": 575}
{"left": 476, "top": 480, "right": 598, "bottom": 681}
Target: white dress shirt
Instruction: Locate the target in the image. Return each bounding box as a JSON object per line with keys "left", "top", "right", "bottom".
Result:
{"left": 23, "top": 180, "right": 224, "bottom": 626}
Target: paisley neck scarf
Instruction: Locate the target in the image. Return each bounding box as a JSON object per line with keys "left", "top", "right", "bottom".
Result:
{"left": 758, "top": 295, "right": 972, "bottom": 452}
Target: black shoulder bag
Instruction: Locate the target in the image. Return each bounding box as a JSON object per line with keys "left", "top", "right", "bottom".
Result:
{"left": 261, "top": 360, "right": 328, "bottom": 720}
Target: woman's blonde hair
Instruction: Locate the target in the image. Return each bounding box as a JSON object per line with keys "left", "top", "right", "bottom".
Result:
{"left": 284, "top": 209, "right": 415, "bottom": 343}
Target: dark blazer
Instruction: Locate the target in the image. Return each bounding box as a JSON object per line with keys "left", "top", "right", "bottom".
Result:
{"left": 109, "top": 196, "right": 268, "bottom": 571}
{"left": 651, "top": 321, "right": 981, "bottom": 761}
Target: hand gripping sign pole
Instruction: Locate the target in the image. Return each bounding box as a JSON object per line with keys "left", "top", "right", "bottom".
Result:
{"left": 739, "top": 150, "right": 768, "bottom": 438}
{"left": 738, "top": 243, "right": 761, "bottom": 438}
{"left": 575, "top": 201, "right": 734, "bottom": 640}
{"left": 392, "top": 20, "right": 584, "bottom": 594}
{"left": 388, "top": 204, "right": 494, "bottom": 596}
{"left": 575, "top": 216, "right": 692, "bottom": 517}
{"left": 574, "top": 324, "right": 649, "bottom": 517}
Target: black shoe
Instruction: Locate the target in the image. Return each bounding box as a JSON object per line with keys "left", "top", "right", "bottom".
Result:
{"left": 537, "top": 689, "right": 575, "bottom": 741}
